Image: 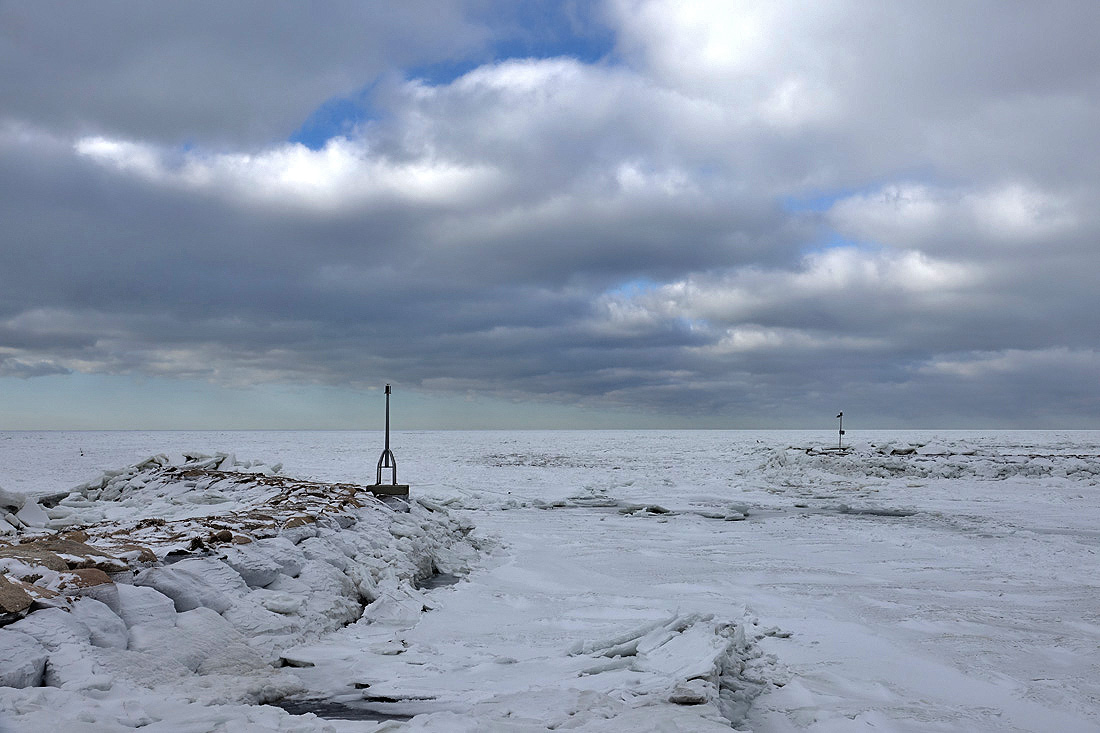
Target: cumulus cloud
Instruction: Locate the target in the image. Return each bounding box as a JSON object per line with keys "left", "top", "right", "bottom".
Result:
{"left": 74, "top": 135, "right": 506, "bottom": 213}
{"left": 1, "top": 1, "right": 1100, "bottom": 426}
{"left": 828, "top": 182, "right": 1082, "bottom": 250}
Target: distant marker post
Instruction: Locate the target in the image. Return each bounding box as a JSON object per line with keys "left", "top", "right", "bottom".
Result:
{"left": 837, "top": 411, "right": 845, "bottom": 450}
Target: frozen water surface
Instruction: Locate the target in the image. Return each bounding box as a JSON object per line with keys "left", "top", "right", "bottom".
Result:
{"left": 1, "top": 430, "right": 1099, "bottom": 731}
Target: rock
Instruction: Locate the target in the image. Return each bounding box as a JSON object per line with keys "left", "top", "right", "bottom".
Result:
{"left": 34, "top": 538, "right": 129, "bottom": 573}
{"left": 0, "top": 573, "right": 34, "bottom": 618}
{"left": 283, "top": 515, "right": 315, "bottom": 529}
{"left": 0, "top": 629, "right": 49, "bottom": 687}
{"left": 0, "top": 545, "right": 70, "bottom": 571}
{"left": 9, "top": 576, "right": 60, "bottom": 606}
{"left": 59, "top": 567, "right": 113, "bottom": 590}
{"left": 0, "top": 538, "right": 129, "bottom": 574}
{"left": 102, "top": 542, "right": 156, "bottom": 564}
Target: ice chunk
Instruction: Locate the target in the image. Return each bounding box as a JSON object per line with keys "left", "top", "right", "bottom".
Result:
{"left": 129, "top": 606, "right": 268, "bottom": 674}
{"left": 134, "top": 557, "right": 248, "bottom": 613}
{"left": 220, "top": 537, "right": 302, "bottom": 588}
{"left": 114, "top": 583, "right": 177, "bottom": 629}
{"left": 359, "top": 581, "right": 426, "bottom": 626}
{"left": 5, "top": 607, "right": 93, "bottom": 650}
{"left": 0, "top": 628, "right": 49, "bottom": 687}
{"left": 70, "top": 597, "right": 127, "bottom": 649}
{"left": 43, "top": 642, "right": 110, "bottom": 690}
{"left": 0, "top": 486, "right": 26, "bottom": 513}
{"left": 15, "top": 499, "right": 49, "bottom": 528}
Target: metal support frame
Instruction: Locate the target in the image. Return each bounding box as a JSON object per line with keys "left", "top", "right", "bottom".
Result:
{"left": 376, "top": 384, "right": 398, "bottom": 485}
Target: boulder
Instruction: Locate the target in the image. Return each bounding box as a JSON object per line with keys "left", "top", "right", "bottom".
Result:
{"left": 0, "top": 573, "right": 34, "bottom": 620}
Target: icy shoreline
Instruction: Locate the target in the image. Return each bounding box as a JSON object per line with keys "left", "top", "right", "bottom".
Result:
{"left": 0, "top": 453, "right": 485, "bottom": 731}
{"left": 0, "top": 449, "right": 776, "bottom": 732}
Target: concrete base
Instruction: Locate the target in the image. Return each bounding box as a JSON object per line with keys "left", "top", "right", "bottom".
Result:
{"left": 366, "top": 484, "right": 410, "bottom": 497}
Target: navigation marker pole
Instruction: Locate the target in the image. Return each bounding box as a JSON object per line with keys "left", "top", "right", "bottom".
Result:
{"left": 837, "top": 411, "right": 845, "bottom": 450}
{"left": 369, "top": 384, "right": 409, "bottom": 497}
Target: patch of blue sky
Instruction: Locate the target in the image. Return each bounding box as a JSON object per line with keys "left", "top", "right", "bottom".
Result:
{"left": 782, "top": 188, "right": 861, "bottom": 214}
{"left": 782, "top": 168, "right": 949, "bottom": 214}
{"left": 676, "top": 315, "right": 711, "bottom": 334}
{"left": 289, "top": 92, "right": 378, "bottom": 150}
{"left": 407, "top": 0, "right": 617, "bottom": 86}
{"left": 606, "top": 277, "right": 661, "bottom": 299}
{"left": 800, "top": 229, "right": 879, "bottom": 257}
{"left": 289, "top": 2, "right": 616, "bottom": 152}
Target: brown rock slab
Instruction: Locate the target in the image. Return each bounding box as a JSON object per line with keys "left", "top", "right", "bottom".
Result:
{"left": 283, "top": 515, "right": 316, "bottom": 529}
{"left": 58, "top": 568, "right": 113, "bottom": 591}
{"left": 0, "top": 574, "right": 33, "bottom": 616}
{"left": 0, "top": 545, "right": 70, "bottom": 572}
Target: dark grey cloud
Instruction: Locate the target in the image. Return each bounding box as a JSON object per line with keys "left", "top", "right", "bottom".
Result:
{"left": 2, "top": 1, "right": 1100, "bottom": 427}
{"left": 0, "top": 1, "right": 491, "bottom": 145}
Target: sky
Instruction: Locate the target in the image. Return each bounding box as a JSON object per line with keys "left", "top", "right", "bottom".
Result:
{"left": 2, "top": 1, "right": 1100, "bottom": 430}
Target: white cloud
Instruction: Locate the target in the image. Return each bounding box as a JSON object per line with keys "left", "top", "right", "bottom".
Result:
{"left": 74, "top": 135, "right": 503, "bottom": 212}
{"left": 598, "top": 246, "right": 980, "bottom": 330}
{"left": 828, "top": 181, "right": 1081, "bottom": 250}
{"left": 920, "top": 347, "right": 1100, "bottom": 379}
{"left": 608, "top": 0, "right": 841, "bottom": 128}
{"left": 698, "top": 325, "right": 883, "bottom": 355}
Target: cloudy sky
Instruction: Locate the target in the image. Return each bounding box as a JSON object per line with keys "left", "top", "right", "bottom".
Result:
{"left": 2, "top": 1, "right": 1099, "bottom": 429}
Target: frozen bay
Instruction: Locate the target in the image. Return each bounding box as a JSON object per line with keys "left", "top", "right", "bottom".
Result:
{"left": 1, "top": 430, "right": 1098, "bottom": 731}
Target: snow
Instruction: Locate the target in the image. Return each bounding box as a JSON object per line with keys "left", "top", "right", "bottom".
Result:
{"left": 1, "top": 429, "right": 1099, "bottom": 731}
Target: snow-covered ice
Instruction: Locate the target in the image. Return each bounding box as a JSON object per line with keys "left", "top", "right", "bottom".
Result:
{"left": 1, "top": 430, "right": 1099, "bottom": 731}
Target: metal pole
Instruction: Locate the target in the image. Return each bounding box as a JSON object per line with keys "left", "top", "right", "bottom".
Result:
{"left": 376, "top": 384, "right": 397, "bottom": 485}
{"left": 837, "top": 411, "right": 844, "bottom": 450}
